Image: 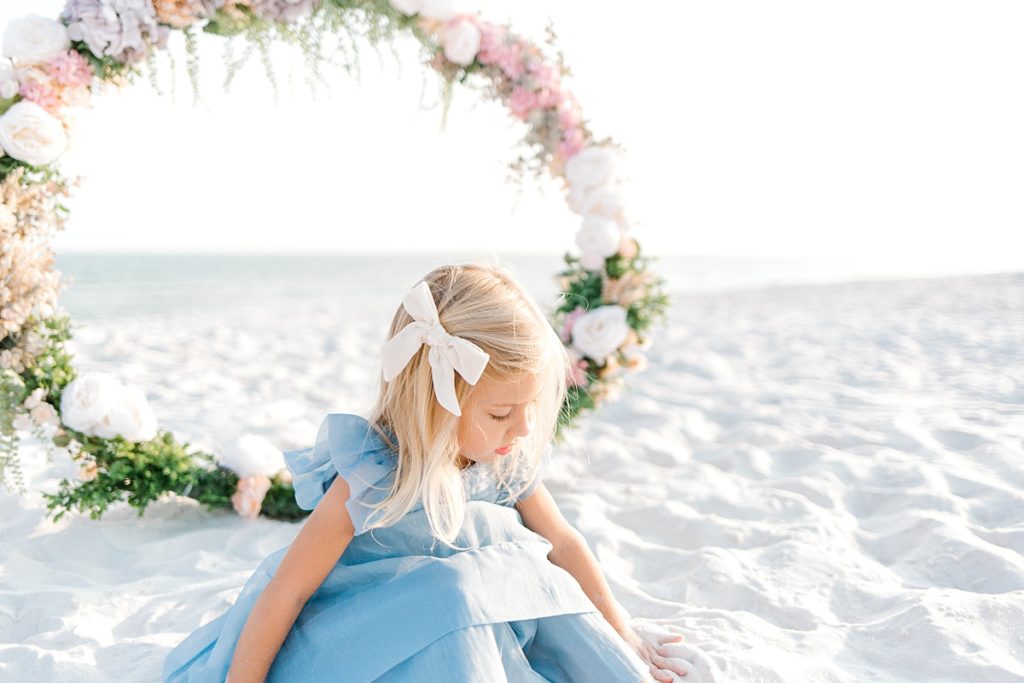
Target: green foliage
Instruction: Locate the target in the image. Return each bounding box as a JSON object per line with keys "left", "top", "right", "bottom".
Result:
{"left": 0, "top": 370, "right": 27, "bottom": 494}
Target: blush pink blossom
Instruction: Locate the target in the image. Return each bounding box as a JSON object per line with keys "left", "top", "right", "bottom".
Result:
{"left": 560, "top": 306, "right": 588, "bottom": 343}
{"left": 527, "top": 61, "right": 559, "bottom": 91}
{"left": 19, "top": 81, "right": 62, "bottom": 115}
{"left": 558, "top": 127, "right": 586, "bottom": 161}
{"left": 474, "top": 20, "right": 505, "bottom": 64}
{"left": 231, "top": 474, "right": 272, "bottom": 519}
{"left": 508, "top": 86, "right": 538, "bottom": 120}
{"left": 536, "top": 87, "right": 561, "bottom": 109}
{"left": 47, "top": 50, "right": 92, "bottom": 88}
{"left": 568, "top": 360, "right": 589, "bottom": 387}
{"left": 495, "top": 44, "right": 525, "bottom": 80}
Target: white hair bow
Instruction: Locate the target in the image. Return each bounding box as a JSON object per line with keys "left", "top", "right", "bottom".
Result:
{"left": 380, "top": 281, "right": 491, "bottom": 417}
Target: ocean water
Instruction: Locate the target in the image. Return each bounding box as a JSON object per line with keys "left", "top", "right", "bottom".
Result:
{"left": 52, "top": 251, "right": 1001, "bottom": 321}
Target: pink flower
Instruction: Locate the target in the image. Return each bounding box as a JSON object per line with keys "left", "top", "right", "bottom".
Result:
{"left": 508, "top": 86, "right": 538, "bottom": 120}
{"left": 560, "top": 306, "right": 588, "bottom": 343}
{"left": 47, "top": 51, "right": 92, "bottom": 88}
{"left": 536, "top": 87, "right": 561, "bottom": 109}
{"left": 475, "top": 20, "right": 505, "bottom": 64}
{"left": 495, "top": 44, "right": 525, "bottom": 80}
{"left": 558, "top": 97, "right": 582, "bottom": 129}
{"left": 527, "top": 61, "right": 559, "bottom": 91}
{"left": 568, "top": 360, "right": 589, "bottom": 387}
{"left": 558, "top": 127, "right": 586, "bottom": 161}
{"left": 231, "top": 474, "right": 272, "bottom": 519}
{"left": 19, "top": 81, "right": 62, "bottom": 115}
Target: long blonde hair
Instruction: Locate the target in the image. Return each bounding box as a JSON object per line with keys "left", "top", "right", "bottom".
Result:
{"left": 361, "top": 261, "right": 570, "bottom": 547}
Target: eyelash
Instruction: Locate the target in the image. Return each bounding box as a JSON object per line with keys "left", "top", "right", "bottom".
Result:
{"left": 490, "top": 414, "right": 511, "bottom": 422}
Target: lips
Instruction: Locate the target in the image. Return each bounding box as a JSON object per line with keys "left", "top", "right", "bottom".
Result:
{"left": 495, "top": 444, "right": 513, "bottom": 454}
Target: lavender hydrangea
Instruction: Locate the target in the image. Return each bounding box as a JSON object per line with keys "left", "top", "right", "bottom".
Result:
{"left": 250, "top": 0, "right": 322, "bottom": 23}
{"left": 60, "top": 0, "right": 169, "bottom": 64}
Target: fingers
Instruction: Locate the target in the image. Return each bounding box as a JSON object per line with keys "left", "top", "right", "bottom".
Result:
{"left": 652, "top": 653, "right": 690, "bottom": 676}
{"left": 657, "top": 633, "right": 685, "bottom": 645}
{"left": 649, "top": 664, "right": 686, "bottom": 681}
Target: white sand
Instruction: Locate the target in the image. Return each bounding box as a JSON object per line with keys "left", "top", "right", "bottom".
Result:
{"left": 2, "top": 272, "right": 1023, "bottom": 682}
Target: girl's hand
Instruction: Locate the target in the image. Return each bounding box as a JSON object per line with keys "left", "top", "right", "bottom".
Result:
{"left": 619, "top": 626, "right": 688, "bottom": 682}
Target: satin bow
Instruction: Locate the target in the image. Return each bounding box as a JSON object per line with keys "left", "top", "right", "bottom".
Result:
{"left": 380, "top": 281, "right": 491, "bottom": 416}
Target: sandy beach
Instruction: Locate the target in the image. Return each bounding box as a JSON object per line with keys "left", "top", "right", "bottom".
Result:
{"left": 2, "top": 270, "right": 1022, "bottom": 682}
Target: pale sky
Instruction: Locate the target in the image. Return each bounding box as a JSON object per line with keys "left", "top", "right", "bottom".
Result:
{"left": 2, "top": 1, "right": 1023, "bottom": 271}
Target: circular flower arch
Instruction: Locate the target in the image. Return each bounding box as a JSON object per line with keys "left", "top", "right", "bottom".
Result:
{"left": 0, "top": 0, "right": 669, "bottom": 522}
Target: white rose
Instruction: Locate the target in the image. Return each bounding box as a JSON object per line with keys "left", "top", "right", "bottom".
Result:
{"left": 575, "top": 215, "right": 621, "bottom": 270}
{"left": 442, "top": 18, "right": 480, "bottom": 66}
{"left": 419, "top": 0, "right": 462, "bottom": 21}
{"left": 96, "top": 384, "right": 157, "bottom": 442}
{"left": 388, "top": 0, "right": 423, "bottom": 14}
{"left": 564, "top": 146, "right": 620, "bottom": 192}
{"left": 571, "top": 305, "right": 631, "bottom": 364}
{"left": 218, "top": 434, "right": 286, "bottom": 477}
{"left": 0, "top": 101, "right": 68, "bottom": 167}
{"left": 60, "top": 372, "right": 123, "bottom": 435}
{"left": 567, "top": 183, "right": 628, "bottom": 224}
{"left": 2, "top": 16, "right": 70, "bottom": 65}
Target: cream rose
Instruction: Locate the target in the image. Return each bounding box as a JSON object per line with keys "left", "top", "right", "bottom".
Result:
{"left": 575, "top": 215, "right": 621, "bottom": 271}
{"left": 388, "top": 0, "right": 423, "bottom": 14}
{"left": 0, "top": 101, "right": 68, "bottom": 167}
{"left": 442, "top": 18, "right": 480, "bottom": 66}
{"left": 567, "top": 184, "right": 627, "bottom": 224}
{"left": 2, "top": 16, "right": 70, "bottom": 65}
{"left": 571, "top": 305, "right": 631, "bottom": 364}
{"left": 60, "top": 371, "right": 123, "bottom": 436}
{"left": 419, "top": 0, "right": 472, "bottom": 21}
{"left": 564, "top": 146, "right": 619, "bottom": 191}
{"left": 96, "top": 384, "right": 157, "bottom": 442}
{"left": 217, "top": 434, "right": 286, "bottom": 477}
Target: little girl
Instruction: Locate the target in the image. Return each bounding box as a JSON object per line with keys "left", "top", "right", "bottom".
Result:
{"left": 163, "top": 262, "right": 687, "bottom": 682}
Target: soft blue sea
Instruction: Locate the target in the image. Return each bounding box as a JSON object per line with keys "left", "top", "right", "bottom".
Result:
{"left": 51, "top": 252, "right": 994, "bottom": 321}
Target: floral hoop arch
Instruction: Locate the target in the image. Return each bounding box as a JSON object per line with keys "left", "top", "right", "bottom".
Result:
{"left": 0, "top": 0, "right": 668, "bottom": 522}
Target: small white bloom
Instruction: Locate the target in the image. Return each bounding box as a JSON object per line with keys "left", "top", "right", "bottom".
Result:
{"left": 218, "top": 434, "right": 286, "bottom": 478}
{"left": 575, "top": 215, "right": 622, "bottom": 271}
{"left": 12, "top": 412, "right": 32, "bottom": 431}
{"left": 0, "top": 61, "right": 20, "bottom": 100}
{"left": 564, "top": 146, "right": 620, "bottom": 192}
{"left": 571, "top": 305, "right": 631, "bottom": 364}
{"left": 0, "top": 101, "right": 68, "bottom": 167}
{"left": 30, "top": 401, "right": 59, "bottom": 426}
{"left": 2, "top": 15, "right": 70, "bottom": 65}
{"left": 23, "top": 386, "right": 47, "bottom": 410}
{"left": 388, "top": 0, "right": 423, "bottom": 14}
{"left": 442, "top": 17, "right": 480, "bottom": 66}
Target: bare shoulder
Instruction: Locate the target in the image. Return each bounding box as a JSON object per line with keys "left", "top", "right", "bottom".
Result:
{"left": 514, "top": 482, "right": 581, "bottom": 552}
{"left": 270, "top": 475, "right": 356, "bottom": 604}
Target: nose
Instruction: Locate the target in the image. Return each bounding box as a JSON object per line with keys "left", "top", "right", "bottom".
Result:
{"left": 507, "top": 405, "right": 532, "bottom": 439}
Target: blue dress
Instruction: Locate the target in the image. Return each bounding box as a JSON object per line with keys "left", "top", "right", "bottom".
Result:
{"left": 163, "top": 413, "right": 650, "bottom": 682}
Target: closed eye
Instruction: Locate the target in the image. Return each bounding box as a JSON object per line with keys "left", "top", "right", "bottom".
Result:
{"left": 490, "top": 414, "right": 511, "bottom": 422}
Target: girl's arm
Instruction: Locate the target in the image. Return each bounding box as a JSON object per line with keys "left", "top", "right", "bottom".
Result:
{"left": 516, "top": 484, "right": 689, "bottom": 682}
{"left": 515, "top": 483, "right": 631, "bottom": 632}
{"left": 227, "top": 475, "right": 357, "bottom": 683}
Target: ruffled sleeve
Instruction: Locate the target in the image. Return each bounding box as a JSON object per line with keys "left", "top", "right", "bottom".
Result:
{"left": 283, "top": 413, "right": 398, "bottom": 535}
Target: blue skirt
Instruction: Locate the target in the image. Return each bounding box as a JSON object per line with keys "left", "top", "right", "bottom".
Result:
{"left": 163, "top": 501, "right": 649, "bottom": 682}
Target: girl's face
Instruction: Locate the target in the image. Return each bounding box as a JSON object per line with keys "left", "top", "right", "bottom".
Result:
{"left": 457, "top": 371, "right": 541, "bottom": 468}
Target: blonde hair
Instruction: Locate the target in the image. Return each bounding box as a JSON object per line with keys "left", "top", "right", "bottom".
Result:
{"left": 361, "top": 261, "right": 570, "bottom": 548}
